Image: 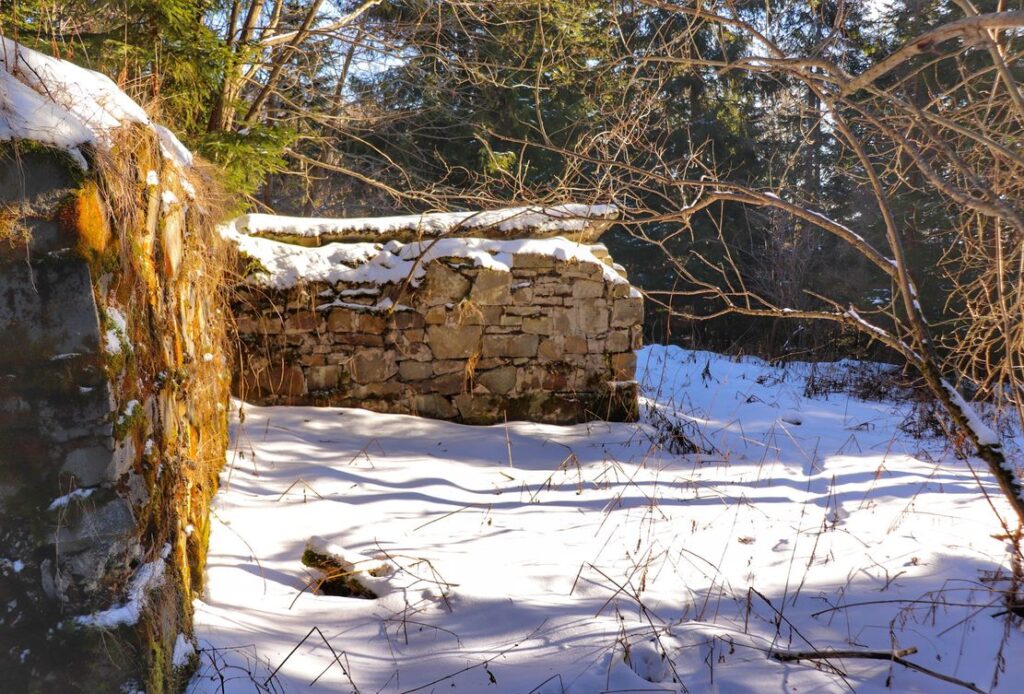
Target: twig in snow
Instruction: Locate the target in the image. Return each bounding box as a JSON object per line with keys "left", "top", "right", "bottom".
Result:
{"left": 769, "top": 646, "right": 985, "bottom": 694}
{"left": 504, "top": 411, "right": 514, "bottom": 467}
{"left": 749, "top": 588, "right": 852, "bottom": 687}
{"left": 263, "top": 625, "right": 359, "bottom": 692}
{"left": 526, "top": 673, "right": 565, "bottom": 693}
{"left": 811, "top": 597, "right": 1001, "bottom": 618}
{"left": 345, "top": 438, "right": 385, "bottom": 468}
{"left": 413, "top": 502, "right": 480, "bottom": 531}
{"left": 274, "top": 476, "right": 324, "bottom": 503}
{"left": 397, "top": 620, "right": 548, "bottom": 693}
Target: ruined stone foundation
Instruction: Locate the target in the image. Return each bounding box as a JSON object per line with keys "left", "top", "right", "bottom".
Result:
{"left": 226, "top": 213, "right": 643, "bottom": 424}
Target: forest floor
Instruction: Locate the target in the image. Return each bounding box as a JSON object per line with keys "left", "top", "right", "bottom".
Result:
{"left": 189, "top": 346, "right": 1023, "bottom": 693}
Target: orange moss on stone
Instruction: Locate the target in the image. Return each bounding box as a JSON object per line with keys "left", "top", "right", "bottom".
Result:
{"left": 60, "top": 181, "right": 112, "bottom": 256}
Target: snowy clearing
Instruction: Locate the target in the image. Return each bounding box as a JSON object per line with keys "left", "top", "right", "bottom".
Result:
{"left": 191, "top": 346, "right": 1021, "bottom": 693}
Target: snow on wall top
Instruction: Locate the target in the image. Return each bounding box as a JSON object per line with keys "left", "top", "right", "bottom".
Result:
{"left": 221, "top": 219, "right": 629, "bottom": 291}
{"left": 233, "top": 204, "right": 619, "bottom": 244}
{"left": 0, "top": 38, "right": 190, "bottom": 170}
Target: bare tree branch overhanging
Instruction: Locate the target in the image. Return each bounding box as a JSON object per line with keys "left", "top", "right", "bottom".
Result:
{"left": 407, "top": 1, "right": 1024, "bottom": 525}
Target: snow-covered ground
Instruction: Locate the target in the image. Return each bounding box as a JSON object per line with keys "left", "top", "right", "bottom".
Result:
{"left": 190, "top": 346, "right": 1022, "bottom": 693}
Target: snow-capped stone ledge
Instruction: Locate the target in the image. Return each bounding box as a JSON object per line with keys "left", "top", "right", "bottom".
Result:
{"left": 222, "top": 220, "right": 632, "bottom": 291}
{"left": 232, "top": 203, "right": 618, "bottom": 246}
{"left": 229, "top": 218, "right": 643, "bottom": 424}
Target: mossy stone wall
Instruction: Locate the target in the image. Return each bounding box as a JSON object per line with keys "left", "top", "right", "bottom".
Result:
{"left": 0, "top": 136, "right": 230, "bottom": 692}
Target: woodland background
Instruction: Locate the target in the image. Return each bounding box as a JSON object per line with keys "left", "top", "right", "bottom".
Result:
{"left": 3, "top": 0, "right": 980, "bottom": 355}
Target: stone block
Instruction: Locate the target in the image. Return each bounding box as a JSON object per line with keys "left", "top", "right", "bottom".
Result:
{"left": 574, "top": 299, "right": 610, "bottom": 333}
{"left": 424, "top": 306, "right": 448, "bottom": 325}
{"left": 326, "top": 351, "right": 356, "bottom": 365}
{"left": 392, "top": 328, "right": 425, "bottom": 345}
{"left": 564, "top": 335, "right": 588, "bottom": 354}
{"left": 516, "top": 365, "right": 546, "bottom": 391}
{"left": 569, "top": 368, "right": 602, "bottom": 391}
{"left": 350, "top": 350, "right": 398, "bottom": 384}
{"left": 356, "top": 312, "right": 387, "bottom": 334}
{"left": 109, "top": 437, "right": 136, "bottom": 480}
{"left": 433, "top": 359, "right": 467, "bottom": 376}
{"left": 512, "top": 253, "right": 556, "bottom": 269}
{"left": 234, "top": 313, "right": 259, "bottom": 333}
{"left": 161, "top": 208, "right": 184, "bottom": 278}
{"left": 509, "top": 285, "right": 534, "bottom": 302}
{"left": 611, "top": 352, "right": 637, "bottom": 380}
{"left": 425, "top": 373, "right": 466, "bottom": 396}
{"left": 452, "top": 304, "right": 503, "bottom": 326}
{"left": 482, "top": 333, "right": 539, "bottom": 359}
{"left": 470, "top": 269, "right": 512, "bottom": 305}
{"left": 572, "top": 280, "right": 605, "bottom": 299}
{"left": 258, "top": 315, "right": 284, "bottom": 334}
{"left": 399, "top": 360, "right": 433, "bottom": 381}
{"left": 538, "top": 338, "right": 562, "bottom": 362}
{"left": 412, "top": 393, "right": 458, "bottom": 419}
{"left": 476, "top": 366, "right": 517, "bottom": 395}
{"left": 631, "top": 324, "right": 644, "bottom": 350}
{"left": 484, "top": 325, "right": 520, "bottom": 335}
{"left": 506, "top": 306, "right": 543, "bottom": 317}
{"left": 611, "top": 297, "right": 644, "bottom": 328}
{"left": 258, "top": 364, "right": 306, "bottom": 397}
{"left": 327, "top": 308, "right": 355, "bottom": 332}
{"left": 349, "top": 381, "right": 404, "bottom": 399}
{"left": 564, "top": 262, "right": 605, "bottom": 280}
{"left": 453, "top": 393, "right": 504, "bottom": 424}
{"left": 55, "top": 498, "right": 136, "bottom": 564}
{"left": 308, "top": 365, "right": 341, "bottom": 390}
{"left": 397, "top": 341, "right": 433, "bottom": 362}
{"left": 522, "top": 315, "right": 552, "bottom": 335}
{"left": 395, "top": 311, "right": 425, "bottom": 329}
{"left": 611, "top": 282, "right": 632, "bottom": 299}
{"left": 606, "top": 331, "right": 630, "bottom": 353}
{"left": 551, "top": 284, "right": 575, "bottom": 297}
{"left": 61, "top": 445, "right": 112, "bottom": 487}
{"left": 544, "top": 369, "right": 569, "bottom": 391}
{"left": 284, "top": 312, "right": 318, "bottom": 334}
{"left": 337, "top": 332, "right": 384, "bottom": 348}
{"left": 421, "top": 262, "right": 471, "bottom": 305}
{"left": 427, "top": 325, "right": 482, "bottom": 359}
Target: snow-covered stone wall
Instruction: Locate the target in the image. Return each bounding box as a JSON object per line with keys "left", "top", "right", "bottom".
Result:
{"left": 227, "top": 213, "right": 642, "bottom": 424}
{"left": 1, "top": 41, "right": 229, "bottom": 692}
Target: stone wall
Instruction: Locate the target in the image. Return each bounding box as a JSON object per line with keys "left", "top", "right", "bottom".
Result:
{"left": 231, "top": 234, "right": 643, "bottom": 424}
{"left": 0, "top": 132, "right": 230, "bottom": 691}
